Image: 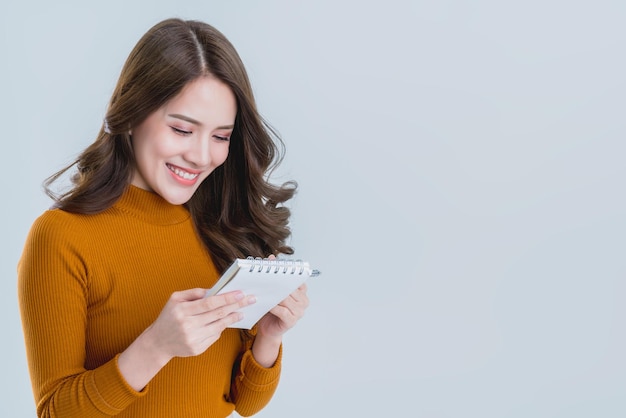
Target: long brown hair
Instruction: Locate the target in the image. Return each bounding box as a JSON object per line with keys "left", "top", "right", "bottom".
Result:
{"left": 45, "top": 18, "right": 296, "bottom": 272}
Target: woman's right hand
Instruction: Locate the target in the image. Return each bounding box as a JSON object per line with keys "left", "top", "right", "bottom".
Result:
{"left": 118, "top": 288, "right": 255, "bottom": 391}
{"left": 148, "top": 288, "right": 256, "bottom": 359}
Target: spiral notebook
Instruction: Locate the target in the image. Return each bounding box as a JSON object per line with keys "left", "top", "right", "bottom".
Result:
{"left": 205, "top": 257, "right": 321, "bottom": 329}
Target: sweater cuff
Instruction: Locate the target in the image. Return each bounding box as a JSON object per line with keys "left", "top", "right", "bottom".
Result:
{"left": 85, "top": 354, "right": 147, "bottom": 414}
{"left": 238, "top": 345, "right": 282, "bottom": 391}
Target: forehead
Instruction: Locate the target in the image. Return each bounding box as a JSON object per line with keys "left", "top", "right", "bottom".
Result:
{"left": 163, "top": 76, "right": 237, "bottom": 125}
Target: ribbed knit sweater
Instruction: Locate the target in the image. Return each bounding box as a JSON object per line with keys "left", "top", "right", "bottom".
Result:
{"left": 18, "top": 185, "right": 281, "bottom": 417}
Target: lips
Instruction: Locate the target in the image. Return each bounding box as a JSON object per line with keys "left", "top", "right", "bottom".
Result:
{"left": 166, "top": 163, "right": 200, "bottom": 181}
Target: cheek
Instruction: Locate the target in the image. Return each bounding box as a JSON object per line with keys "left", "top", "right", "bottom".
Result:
{"left": 214, "top": 145, "right": 230, "bottom": 166}
{"left": 132, "top": 126, "right": 164, "bottom": 163}
{"left": 153, "top": 140, "right": 179, "bottom": 159}
{"left": 131, "top": 136, "right": 151, "bottom": 168}
{"left": 135, "top": 136, "right": 177, "bottom": 164}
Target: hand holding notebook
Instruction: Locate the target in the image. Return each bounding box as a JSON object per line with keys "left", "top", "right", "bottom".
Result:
{"left": 205, "top": 257, "right": 320, "bottom": 329}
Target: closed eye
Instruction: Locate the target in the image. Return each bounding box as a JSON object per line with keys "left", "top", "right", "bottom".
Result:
{"left": 214, "top": 135, "right": 230, "bottom": 142}
{"left": 171, "top": 126, "right": 192, "bottom": 136}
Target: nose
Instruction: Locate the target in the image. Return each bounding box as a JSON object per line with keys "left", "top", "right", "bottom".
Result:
{"left": 183, "top": 137, "right": 212, "bottom": 168}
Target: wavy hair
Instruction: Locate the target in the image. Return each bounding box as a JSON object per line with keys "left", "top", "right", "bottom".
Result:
{"left": 45, "top": 18, "right": 296, "bottom": 272}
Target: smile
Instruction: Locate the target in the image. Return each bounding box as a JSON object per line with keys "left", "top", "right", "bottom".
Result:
{"left": 166, "top": 163, "right": 199, "bottom": 180}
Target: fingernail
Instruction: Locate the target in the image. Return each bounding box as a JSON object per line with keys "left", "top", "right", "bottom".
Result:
{"left": 234, "top": 292, "right": 244, "bottom": 300}
{"left": 248, "top": 296, "right": 256, "bottom": 304}
{"left": 238, "top": 312, "right": 244, "bottom": 321}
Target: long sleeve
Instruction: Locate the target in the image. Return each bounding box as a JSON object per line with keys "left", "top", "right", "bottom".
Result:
{"left": 18, "top": 186, "right": 284, "bottom": 417}
{"left": 18, "top": 213, "right": 146, "bottom": 417}
{"left": 230, "top": 330, "right": 282, "bottom": 417}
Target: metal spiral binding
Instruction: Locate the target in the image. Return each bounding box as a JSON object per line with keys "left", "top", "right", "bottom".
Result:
{"left": 244, "top": 257, "right": 310, "bottom": 275}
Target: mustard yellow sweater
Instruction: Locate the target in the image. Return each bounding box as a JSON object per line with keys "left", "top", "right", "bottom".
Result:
{"left": 18, "top": 185, "right": 281, "bottom": 418}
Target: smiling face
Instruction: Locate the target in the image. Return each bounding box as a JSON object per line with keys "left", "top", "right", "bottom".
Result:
{"left": 130, "top": 76, "right": 237, "bottom": 205}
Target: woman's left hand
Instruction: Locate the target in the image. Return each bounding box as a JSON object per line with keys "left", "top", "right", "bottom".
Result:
{"left": 256, "top": 283, "right": 309, "bottom": 338}
{"left": 251, "top": 255, "right": 310, "bottom": 367}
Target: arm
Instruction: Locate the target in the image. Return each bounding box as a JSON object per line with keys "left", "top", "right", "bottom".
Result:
{"left": 228, "top": 329, "right": 282, "bottom": 417}
{"left": 18, "top": 215, "right": 143, "bottom": 417}
{"left": 117, "top": 287, "right": 252, "bottom": 391}
{"left": 231, "top": 284, "right": 309, "bottom": 416}
{"left": 18, "top": 214, "right": 254, "bottom": 417}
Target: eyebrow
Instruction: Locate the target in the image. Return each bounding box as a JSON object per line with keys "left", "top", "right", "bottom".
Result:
{"left": 168, "top": 113, "right": 234, "bottom": 130}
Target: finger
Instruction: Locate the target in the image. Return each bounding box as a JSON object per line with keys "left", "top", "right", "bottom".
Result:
{"left": 170, "top": 288, "right": 208, "bottom": 302}
{"left": 174, "top": 300, "right": 247, "bottom": 339}
{"left": 188, "top": 290, "right": 250, "bottom": 315}
{"left": 190, "top": 310, "right": 245, "bottom": 352}
{"left": 285, "top": 299, "right": 307, "bottom": 318}
{"left": 276, "top": 293, "right": 307, "bottom": 318}
{"left": 268, "top": 304, "right": 299, "bottom": 328}
{"left": 201, "top": 308, "right": 245, "bottom": 330}
{"left": 280, "top": 285, "right": 308, "bottom": 309}
{"left": 288, "top": 286, "right": 308, "bottom": 303}
{"left": 209, "top": 290, "right": 246, "bottom": 307}
{"left": 200, "top": 297, "right": 249, "bottom": 323}
{"left": 269, "top": 304, "right": 291, "bottom": 319}
{"left": 289, "top": 292, "right": 309, "bottom": 309}
{"left": 199, "top": 294, "right": 257, "bottom": 320}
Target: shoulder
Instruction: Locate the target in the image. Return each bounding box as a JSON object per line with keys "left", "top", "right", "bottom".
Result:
{"left": 24, "top": 208, "right": 106, "bottom": 254}
{"left": 19, "top": 209, "right": 94, "bottom": 285}
{"left": 28, "top": 208, "right": 88, "bottom": 239}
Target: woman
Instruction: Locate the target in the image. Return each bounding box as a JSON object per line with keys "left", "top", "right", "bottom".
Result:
{"left": 18, "top": 18, "right": 308, "bottom": 418}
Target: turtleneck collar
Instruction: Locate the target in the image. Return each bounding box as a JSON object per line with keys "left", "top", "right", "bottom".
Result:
{"left": 113, "top": 185, "right": 191, "bottom": 225}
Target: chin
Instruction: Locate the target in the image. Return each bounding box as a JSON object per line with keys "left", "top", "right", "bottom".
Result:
{"left": 159, "top": 189, "right": 196, "bottom": 205}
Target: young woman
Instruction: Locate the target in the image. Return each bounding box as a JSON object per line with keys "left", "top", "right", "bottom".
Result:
{"left": 18, "top": 18, "right": 308, "bottom": 418}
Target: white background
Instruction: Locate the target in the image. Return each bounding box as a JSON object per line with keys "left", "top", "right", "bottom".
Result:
{"left": 2, "top": 1, "right": 625, "bottom": 417}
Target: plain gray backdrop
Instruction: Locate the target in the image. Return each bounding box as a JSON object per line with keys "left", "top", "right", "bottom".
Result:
{"left": 2, "top": 1, "right": 625, "bottom": 417}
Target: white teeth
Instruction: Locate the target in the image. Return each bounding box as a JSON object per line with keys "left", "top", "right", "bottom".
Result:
{"left": 167, "top": 164, "right": 199, "bottom": 180}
